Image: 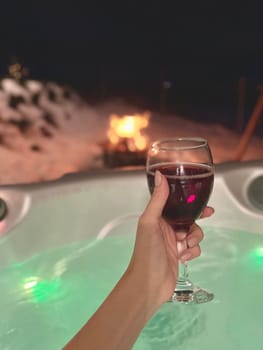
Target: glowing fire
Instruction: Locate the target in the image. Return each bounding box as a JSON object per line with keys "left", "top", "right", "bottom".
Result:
{"left": 107, "top": 112, "right": 150, "bottom": 152}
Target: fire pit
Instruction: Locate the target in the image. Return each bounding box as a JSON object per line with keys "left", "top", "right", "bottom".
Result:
{"left": 103, "top": 112, "right": 150, "bottom": 168}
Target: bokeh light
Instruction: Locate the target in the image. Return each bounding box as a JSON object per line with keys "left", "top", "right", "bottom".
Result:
{"left": 22, "top": 276, "right": 62, "bottom": 303}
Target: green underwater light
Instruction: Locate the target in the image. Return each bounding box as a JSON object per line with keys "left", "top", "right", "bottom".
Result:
{"left": 249, "top": 247, "right": 263, "bottom": 270}
{"left": 22, "top": 276, "right": 62, "bottom": 303}
{"left": 23, "top": 276, "right": 40, "bottom": 290}
{"left": 254, "top": 247, "right": 263, "bottom": 259}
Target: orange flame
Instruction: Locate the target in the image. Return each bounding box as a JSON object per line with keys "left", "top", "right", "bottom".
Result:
{"left": 107, "top": 112, "right": 150, "bottom": 151}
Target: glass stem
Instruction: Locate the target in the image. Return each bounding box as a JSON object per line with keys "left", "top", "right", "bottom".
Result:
{"left": 176, "top": 239, "right": 193, "bottom": 291}
{"left": 180, "top": 261, "right": 189, "bottom": 280}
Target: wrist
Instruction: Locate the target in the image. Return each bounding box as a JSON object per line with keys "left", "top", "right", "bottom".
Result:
{"left": 122, "top": 266, "right": 163, "bottom": 319}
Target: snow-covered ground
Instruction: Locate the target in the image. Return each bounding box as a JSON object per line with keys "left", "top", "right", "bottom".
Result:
{"left": 0, "top": 79, "right": 262, "bottom": 185}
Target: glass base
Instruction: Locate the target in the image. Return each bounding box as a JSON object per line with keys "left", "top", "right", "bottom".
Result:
{"left": 170, "top": 286, "right": 214, "bottom": 304}
{"left": 171, "top": 260, "right": 214, "bottom": 304}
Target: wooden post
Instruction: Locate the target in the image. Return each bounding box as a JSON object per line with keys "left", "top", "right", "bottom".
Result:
{"left": 235, "top": 86, "right": 263, "bottom": 161}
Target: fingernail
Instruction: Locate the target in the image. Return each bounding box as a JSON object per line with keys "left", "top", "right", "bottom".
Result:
{"left": 180, "top": 252, "right": 192, "bottom": 262}
{"left": 207, "top": 206, "right": 215, "bottom": 213}
{"left": 176, "top": 232, "right": 187, "bottom": 240}
{"left": 155, "top": 170, "right": 162, "bottom": 187}
{"left": 187, "top": 237, "right": 198, "bottom": 248}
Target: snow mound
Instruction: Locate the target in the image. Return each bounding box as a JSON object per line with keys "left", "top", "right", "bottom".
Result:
{"left": 0, "top": 78, "right": 102, "bottom": 184}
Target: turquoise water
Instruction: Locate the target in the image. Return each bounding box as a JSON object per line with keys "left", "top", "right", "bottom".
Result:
{"left": 1, "top": 223, "right": 263, "bottom": 349}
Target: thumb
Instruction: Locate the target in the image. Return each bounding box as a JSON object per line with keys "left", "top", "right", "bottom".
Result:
{"left": 143, "top": 171, "right": 169, "bottom": 218}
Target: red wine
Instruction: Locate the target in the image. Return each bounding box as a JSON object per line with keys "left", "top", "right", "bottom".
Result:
{"left": 147, "top": 163, "right": 214, "bottom": 231}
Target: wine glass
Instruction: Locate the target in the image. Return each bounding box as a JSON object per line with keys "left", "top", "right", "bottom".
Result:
{"left": 146, "top": 137, "right": 214, "bottom": 304}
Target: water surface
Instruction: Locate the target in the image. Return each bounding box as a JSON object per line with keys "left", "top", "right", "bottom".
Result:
{"left": 0, "top": 222, "right": 263, "bottom": 350}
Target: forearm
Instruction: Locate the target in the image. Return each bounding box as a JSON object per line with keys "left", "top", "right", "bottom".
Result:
{"left": 63, "top": 270, "right": 161, "bottom": 350}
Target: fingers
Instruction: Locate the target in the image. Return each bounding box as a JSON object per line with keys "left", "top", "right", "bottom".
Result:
{"left": 142, "top": 171, "right": 169, "bottom": 219}
{"left": 187, "top": 223, "right": 204, "bottom": 248}
{"left": 175, "top": 232, "right": 187, "bottom": 241}
{"left": 176, "top": 207, "right": 214, "bottom": 241}
{"left": 179, "top": 223, "right": 204, "bottom": 262}
{"left": 180, "top": 245, "right": 201, "bottom": 263}
{"left": 199, "top": 206, "right": 214, "bottom": 219}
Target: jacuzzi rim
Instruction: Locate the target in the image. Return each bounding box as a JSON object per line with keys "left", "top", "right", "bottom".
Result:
{"left": 216, "top": 160, "right": 263, "bottom": 215}
{"left": 0, "top": 159, "right": 262, "bottom": 190}
{"left": 246, "top": 174, "right": 263, "bottom": 211}
{"left": 0, "top": 159, "right": 262, "bottom": 242}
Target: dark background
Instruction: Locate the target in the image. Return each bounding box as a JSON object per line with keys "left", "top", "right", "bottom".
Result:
{"left": 1, "top": 1, "right": 263, "bottom": 132}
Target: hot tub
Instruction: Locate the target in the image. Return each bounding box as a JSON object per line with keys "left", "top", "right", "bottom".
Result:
{"left": 0, "top": 160, "right": 263, "bottom": 350}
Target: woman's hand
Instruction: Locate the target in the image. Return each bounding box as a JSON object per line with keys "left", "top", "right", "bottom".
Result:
{"left": 127, "top": 171, "right": 214, "bottom": 306}
{"left": 64, "top": 171, "right": 214, "bottom": 350}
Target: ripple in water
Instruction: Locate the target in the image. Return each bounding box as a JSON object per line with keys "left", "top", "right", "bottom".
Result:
{"left": 138, "top": 303, "right": 205, "bottom": 350}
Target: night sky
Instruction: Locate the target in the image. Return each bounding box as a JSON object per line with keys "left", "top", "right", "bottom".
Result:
{"left": 1, "top": 1, "right": 263, "bottom": 126}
